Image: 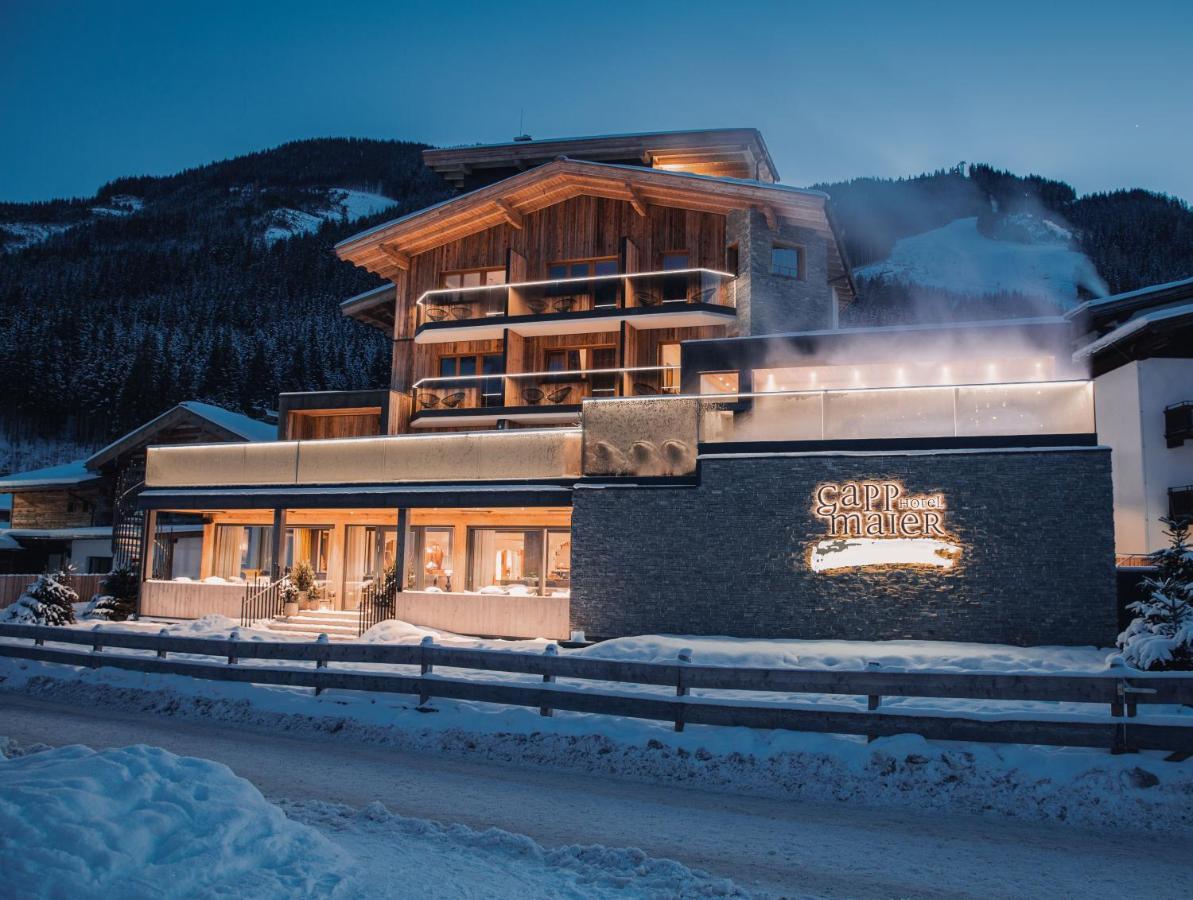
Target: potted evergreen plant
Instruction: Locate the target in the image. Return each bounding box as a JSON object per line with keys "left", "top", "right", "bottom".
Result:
{"left": 292, "top": 560, "right": 317, "bottom": 611}
{"left": 280, "top": 579, "right": 300, "bottom": 618}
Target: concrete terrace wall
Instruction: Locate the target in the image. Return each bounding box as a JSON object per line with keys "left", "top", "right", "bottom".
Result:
{"left": 571, "top": 448, "right": 1118, "bottom": 646}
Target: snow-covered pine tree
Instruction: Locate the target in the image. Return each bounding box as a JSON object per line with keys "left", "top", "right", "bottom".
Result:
{"left": 1117, "top": 517, "right": 1193, "bottom": 670}
{"left": 1, "top": 571, "right": 78, "bottom": 626}
{"left": 83, "top": 567, "right": 139, "bottom": 622}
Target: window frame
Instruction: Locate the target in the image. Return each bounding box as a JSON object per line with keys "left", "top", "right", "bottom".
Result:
{"left": 439, "top": 266, "right": 507, "bottom": 289}
{"left": 770, "top": 243, "right": 803, "bottom": 280}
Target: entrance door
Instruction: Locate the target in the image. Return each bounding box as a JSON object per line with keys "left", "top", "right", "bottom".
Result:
{"left": 342, "top": 525, "right": 397, "bottom": 610}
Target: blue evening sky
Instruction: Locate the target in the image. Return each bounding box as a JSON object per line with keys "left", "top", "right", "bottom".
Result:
{"left": 2, "top": 0, "right": 1190, "bottom": 202}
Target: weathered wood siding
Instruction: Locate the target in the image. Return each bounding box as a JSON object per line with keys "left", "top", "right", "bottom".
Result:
{"left": 393, "top": 591, "right": 570, "bottom": 640}
{"left": 10, "top": 489, "right": 106, "bottom": 530}
{"left": 140, "top": 580, "right": 245, "bottom": 619}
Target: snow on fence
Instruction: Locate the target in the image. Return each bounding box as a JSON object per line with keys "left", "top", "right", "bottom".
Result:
{"left": 0, "top": 574, "right": 104, "bottom": 610}
{"left": 1, "top": 623, "right": 1191, "bottom": 754}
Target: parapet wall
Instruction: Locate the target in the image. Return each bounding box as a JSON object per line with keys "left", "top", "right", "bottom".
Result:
{"left": 570, "top": 447, "right": 1118, "bottom": 646}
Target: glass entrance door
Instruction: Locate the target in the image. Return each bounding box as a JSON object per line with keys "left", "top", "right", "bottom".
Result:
{"left": 342, "top": 525, "right": 397, "bottom": 610}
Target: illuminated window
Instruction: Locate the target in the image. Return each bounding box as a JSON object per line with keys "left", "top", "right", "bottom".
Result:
{"left": 440, "top": 267, "right": 506, "bottom": 289}
{"left": 466, "top": 526, "right": 570, "bottom": 595}
{"left": 658, "top": 342, "right": 681, "bottom": 393}
{"left": 405, "top": 525, "right": 454, "bottom": 591}
{"left": 771, "top": 245, "right": 801, "bottom": 279}
{"left": 700, "top": 371, "right": 739, "bottom": 395}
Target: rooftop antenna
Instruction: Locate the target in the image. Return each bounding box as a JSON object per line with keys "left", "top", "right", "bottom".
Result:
{"left": 514, "top": 108, "right": 532, "bottom": 142}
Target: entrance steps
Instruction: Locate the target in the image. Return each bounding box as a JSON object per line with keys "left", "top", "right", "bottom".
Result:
{"left": 257, "top": 609, "right": 361, "bottom": 642}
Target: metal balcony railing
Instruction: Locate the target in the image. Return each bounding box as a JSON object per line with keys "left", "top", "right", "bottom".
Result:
{"left": 415, "top": 268, "right": 736, "bottom": 330}
{"left": 412, "top": 365, "right": 680, "bottom": 413}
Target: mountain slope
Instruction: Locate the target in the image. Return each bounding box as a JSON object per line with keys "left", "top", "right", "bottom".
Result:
{"left": 1, "top": 142, "right": 1190, "bottom": 470}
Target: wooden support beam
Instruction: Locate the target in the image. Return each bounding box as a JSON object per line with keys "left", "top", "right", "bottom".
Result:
{"left": 493, "top": 198, "right": 524, "bottom": 230}
{"left": 625, "top": 182, "right": 648, "bottom": 217}
{"left": 756, "top": 205, "right": 779, "bottom": 231}
{"left": 378, "top": 242, "right": 410, "bottom": 270}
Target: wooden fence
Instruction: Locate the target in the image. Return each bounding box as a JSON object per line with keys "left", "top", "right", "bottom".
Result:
{"left": 1, "top": 622, "right": 1191, "bottom": 754}
{"left": 0, "top": 574, "right": 105, "bottom": 610}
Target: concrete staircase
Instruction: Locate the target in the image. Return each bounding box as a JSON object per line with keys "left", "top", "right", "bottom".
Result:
{"left": 258, "top": 609, "right": 361, "bottom": 641}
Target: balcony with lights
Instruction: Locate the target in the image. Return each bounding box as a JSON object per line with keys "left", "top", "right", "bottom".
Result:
{"left": 413, "top": 268, "right": 737, "bottom": 344}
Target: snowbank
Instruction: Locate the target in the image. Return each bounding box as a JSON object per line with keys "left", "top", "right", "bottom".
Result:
{"left": 0, "top": 741, "right": 741, "bottom": 898}
{"left": 0, "top": 743, "right": 345, "bottom": 897}
{"left": 578, "top": 634, "right": 1115, "bottom": 674}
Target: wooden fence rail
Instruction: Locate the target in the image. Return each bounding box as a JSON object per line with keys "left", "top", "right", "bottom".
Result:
{"left": 1, "top": 623, "right": 1191, "bottom": 754}
{"left": 0, "top": 574, "right": 105, "bottom": 610}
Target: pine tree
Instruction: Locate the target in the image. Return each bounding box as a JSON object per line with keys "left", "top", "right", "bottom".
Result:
{"left": 83, "top": 566, "right": 140, "bottom": 622}
{"left": 1, "top": 571, "right": 78, "bottom": 625}
{"left": 1118, "top": 518, "right": 1193, "bottom": 670}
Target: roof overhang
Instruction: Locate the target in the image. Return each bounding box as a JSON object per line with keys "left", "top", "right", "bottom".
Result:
{"left": 423, "top": 128, "right": 779, "bottom": 186}
{"left": 340, "top": 284, "right": 396, "bottom": 331}
{"left": 86, "top": 404, "right": 268, "bottom": 471}
{"left": 139, "top": 482, "right": 575, "bottom": 511}
{"left": 335, "top": 159, "right": 851, "bottom": 295}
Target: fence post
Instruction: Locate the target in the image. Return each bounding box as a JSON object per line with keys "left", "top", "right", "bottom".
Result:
{"left": 418, "top": 635, "right": 434, "bottom": 707}
{"left": 1110, "top": 658, "right": 1126, "bottom": 718}
{"left": 314, "top": 633, "right": 329, "bottom": 697}
{"left": 540, "top": 643, "right": 557, "bottom": 717}
{"left": 227, "top": 627, "right": 239, "bottom": 665}
{"left": 865, "top": 660, "right": 881, "bottom": 743}
{"left": 675, "top": 647, "right": 692, "bottom": 732}
{"left": 156, "top": 628, "right": 169, "bottom": 659}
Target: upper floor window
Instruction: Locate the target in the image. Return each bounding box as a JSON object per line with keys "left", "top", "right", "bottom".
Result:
{"left": 441, "top": 267, "right": 505, "bottom": 289}
{"left": 771, "top": 245, "right": 801, "bottom": 279}
{"left": 547, "top": 257, "right": 618, "bottom": 280}
{"left": 662, "top": 251, "right": 690, "bottom": 271}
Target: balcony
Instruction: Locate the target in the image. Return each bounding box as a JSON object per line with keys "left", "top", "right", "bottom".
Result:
{"left": 413, "top": 268, "right": 737, "bottom": 343}
{"left": 410, "top": 366, "right": 679, "bottom": 428}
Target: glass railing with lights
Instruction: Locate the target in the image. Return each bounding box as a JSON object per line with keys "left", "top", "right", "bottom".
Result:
{"left": 415, "top": 268, "right": 736, "bottom": 329}
{"left": 411, "top": 365, "right": 681, "bottom": 414}
{"left": 697, "top": 380, "right": 1095, "bottom": 444}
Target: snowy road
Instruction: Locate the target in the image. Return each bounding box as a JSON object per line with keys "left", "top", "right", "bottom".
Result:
{"left": 3, "top": 691, "right": 1190, "bottom": 899}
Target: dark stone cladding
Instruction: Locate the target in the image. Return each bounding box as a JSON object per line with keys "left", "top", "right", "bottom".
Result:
{"left": 570, "top": 447, "right": 1118, "bottom": 646}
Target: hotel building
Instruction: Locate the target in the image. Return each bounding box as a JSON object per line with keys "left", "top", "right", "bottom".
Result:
{"left": 133, "top": 129, "right": 1120, "bottom": 646}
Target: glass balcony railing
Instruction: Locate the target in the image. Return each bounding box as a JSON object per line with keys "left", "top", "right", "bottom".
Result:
{"left": 415, "top": 268, "right": 736, "bottom": 330}
{"left": 697, "top": 380, "right": 1095, "bottom": 444}
{"left": 411, "top": 366, "right": 680, "bottom": 415}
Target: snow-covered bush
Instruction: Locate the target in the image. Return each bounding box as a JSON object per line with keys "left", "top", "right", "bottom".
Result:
{"left": 1, "top": 572, "right": 78, "bottom": 626}
{"left": 1118, "top": 517, "right": 1193, "bottom": 671}
{"left": 83, "top": 567, "right": 139, "bottom": 621}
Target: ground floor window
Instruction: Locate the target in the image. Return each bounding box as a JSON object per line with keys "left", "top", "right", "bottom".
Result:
{"left": 285, "top": 526, "right": 331, "bottom": 577}
{"left": 466, "top": 527, "right": 569, "bottom": 596}
{"left": 406, "top": 525, "right": 454, "bottom": 591}
{"left": 343, "top": 525, "right": 397, "bottom": 608}
{"left": 212, "top": 524, "right": 272, "bottom": 580}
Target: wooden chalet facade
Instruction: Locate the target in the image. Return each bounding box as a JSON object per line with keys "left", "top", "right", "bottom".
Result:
{"left": 133, "top": 129, "right": 1116, "bottom": 646}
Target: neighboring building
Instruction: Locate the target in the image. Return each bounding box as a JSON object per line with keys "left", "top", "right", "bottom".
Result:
{"left": 0, "top": 402, "right": 275, "bottom": 575}
{"left": 135, "top": 128, "right": 1120, "bottom": 647}
{"left": 1070, "top": 276, "right": 1193, "bottom": 561}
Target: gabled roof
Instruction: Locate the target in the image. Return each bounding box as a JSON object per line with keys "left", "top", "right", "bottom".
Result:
{"left": 1074, "top": 301, "right": 1193, "bottom": 365}
{"left": 423, "top": 128, "right": 779, "bottom": 187}
{"left": 340, "top": 283, "right": 396, "bottom": 331}
{"left": 85, "top": 401, "right": 276, "bottom": 471}
{"left": 0, "top": 459, "right": 101, "bottom": 493}
{"left": 335, "top": 158, "right": 852, "bottom": 294}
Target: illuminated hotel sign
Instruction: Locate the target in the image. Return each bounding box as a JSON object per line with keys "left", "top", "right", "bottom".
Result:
{"left": 809, "top": 480, "right": 962, "bottom": 572}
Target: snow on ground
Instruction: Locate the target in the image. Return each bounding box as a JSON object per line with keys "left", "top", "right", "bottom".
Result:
{"left": 854, "top": 216, "right": 1107, "bottom": 305}
{"left": 3, "top": 617, "right": 1191, "bottom": 832}
{"left": 89, "top": 195, "right": 143, "bottom": 217}
{"left": 0, "top": 740, "right": 741, "bottom": 899}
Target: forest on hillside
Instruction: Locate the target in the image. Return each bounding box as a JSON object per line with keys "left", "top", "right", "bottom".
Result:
{"left": 1, "top": 138, "right": 1191, "bottom": 470}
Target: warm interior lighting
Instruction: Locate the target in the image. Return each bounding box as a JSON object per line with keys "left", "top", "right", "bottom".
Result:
{"left": 753, "top": 356, "right": 1056, "bottom": 392}
{"left": 413, "top": 365, "right": 678, "bottom": 388}
{"left": 415, "top": 268, "right": 735, "bottom": 305}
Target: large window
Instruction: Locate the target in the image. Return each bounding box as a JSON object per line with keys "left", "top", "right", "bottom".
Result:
{"left": 285, "top": 526, "right": 331, "bottom": 576}
{"left": 660, "top": 251, "right": 691, "bottom": 301}
{"left": 466, "top": 527, "right": 570, "bottom": 596}
{"left": 658, "top": 342, "right": 681, "bottom": 393}
{"left": 544, "top": 346, "right": 617, "bottom": 397}
{"left": 212, "top": 525, "right": 272, "bottom": 580}
{"left": 547, "top": 257, "right": 619, "bottom": 309}
{"left": 405, "top": 525, "right": 455, "bottom": 591}
{"left": 343, "top": 525, "right": 397, "bottom": 608}
{"left": 438, "top": 353, "right": 504, "bottom": 407}
{"left": 440, "top": 267, "right": 506, "bottom": 289}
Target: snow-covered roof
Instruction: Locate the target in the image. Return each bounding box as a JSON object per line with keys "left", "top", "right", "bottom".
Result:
{"left": 86, "top": 401, "right": 276, "bottom": 471}
{"left": 2, "top": 525, "right": 113, "bottom": 542}
{"left": 0, "top": 459, "right": 101, "bottom": 492}
{"left": 1068, "top": 274, "right": 1193, "bottom": 318}
{"left": 1073, "top": 302, "right": 1193, "bottom": 360}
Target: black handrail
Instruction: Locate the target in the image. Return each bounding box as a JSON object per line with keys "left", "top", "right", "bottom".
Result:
{"left": 358, "top": 573, "right": 398, "bottom": 637}
{"left": 241, "top": 576, "right": 291, "bottom": 628}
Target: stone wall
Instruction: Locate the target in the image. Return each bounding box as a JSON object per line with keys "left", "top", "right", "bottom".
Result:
{"left": 726, "top": 208, "right": 834, "bottom": 336}
{"left": 571, "top": 448, "right": 1118, "bottom": 646}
